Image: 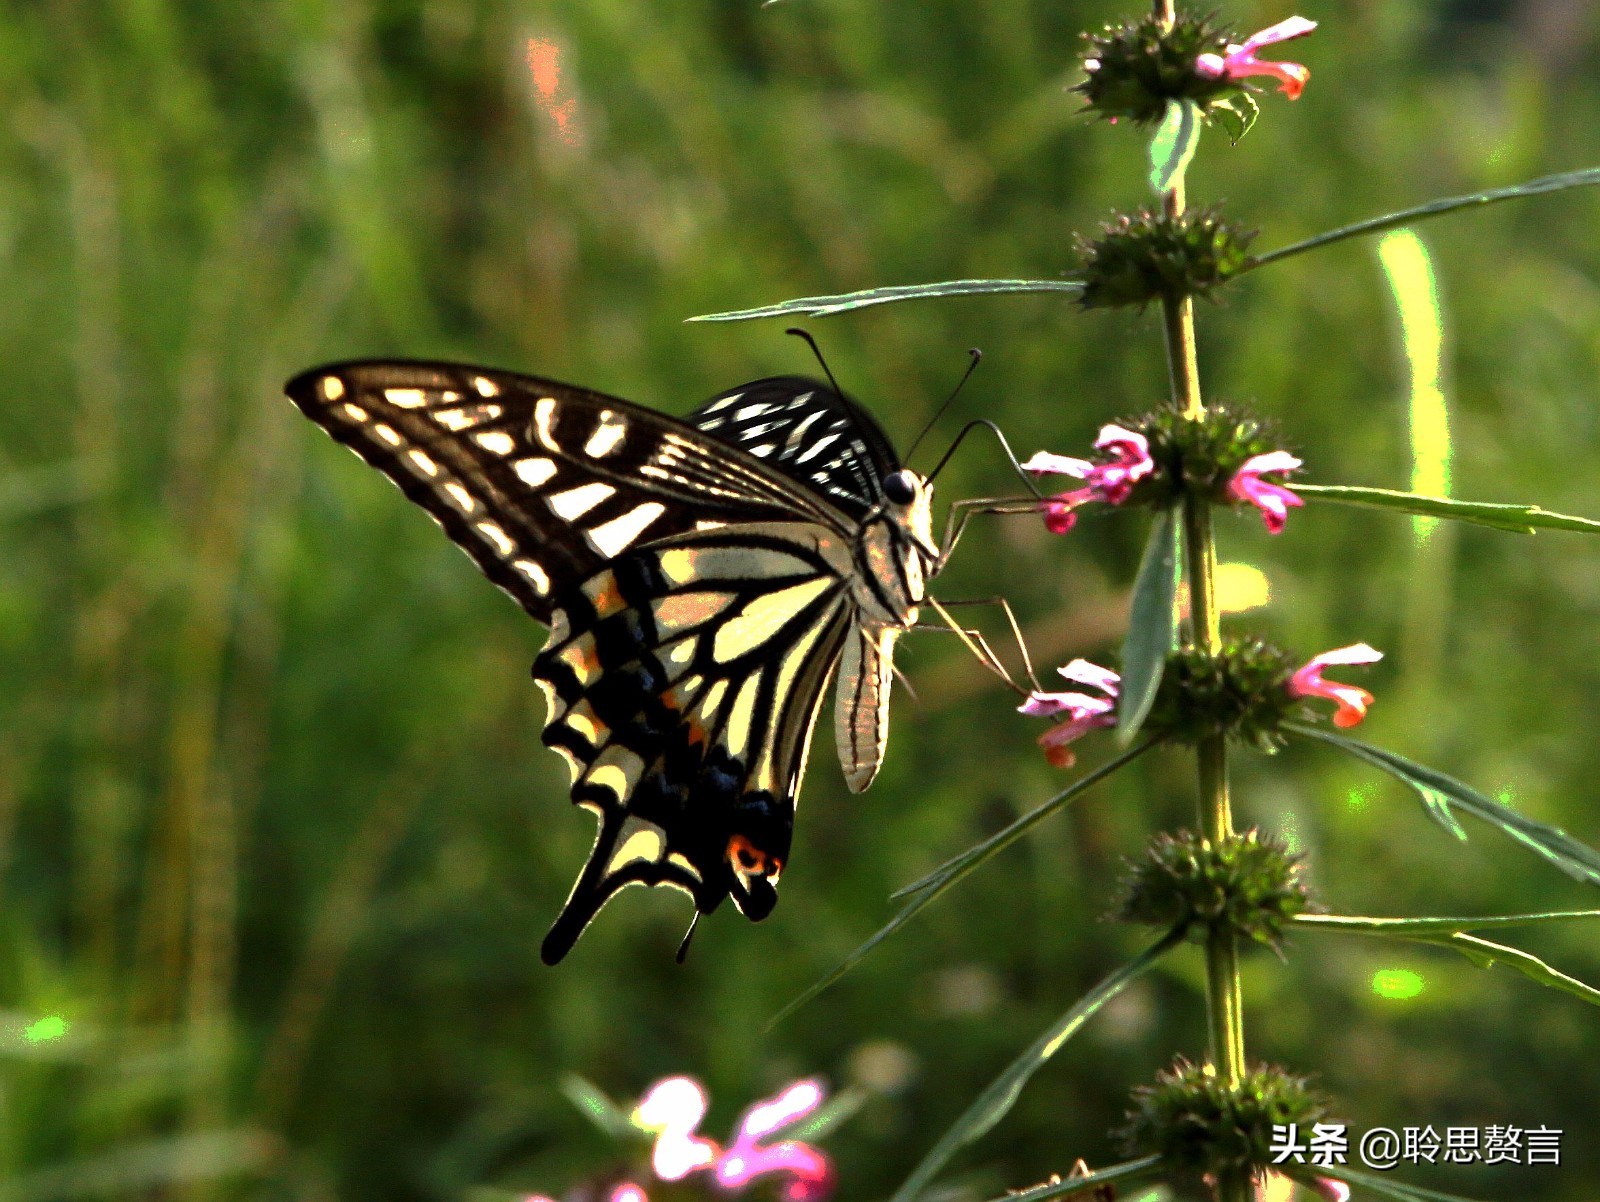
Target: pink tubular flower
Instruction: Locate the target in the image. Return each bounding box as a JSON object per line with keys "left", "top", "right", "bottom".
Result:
{"left": 1019, "top": 660, "right": 1121, "bottom": 767}
{"left": 1228, "top": 450, "right": 1304, "bottom": 534}
{"left": 625, "top": 1076, "right": 834, "bottom": 1202}
{"left": 1289, "top": 644, "right": 1382, "bottom": 728}
{"left": 715, "top": 1079, "right": 832, "bottom": 1202}
{"left": 1023, "top": 426, "right": 1154, "bottom": 535}
{"left": 1195, "top": 16, "right": 1317, "bottom": 99}
{"left": 633, "top": 1076, "right": 720, "bottom": 1180}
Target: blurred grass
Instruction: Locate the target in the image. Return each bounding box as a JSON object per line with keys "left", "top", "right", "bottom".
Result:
{"left": 1, "top": 0, "right": 1599, "bottom": 1199}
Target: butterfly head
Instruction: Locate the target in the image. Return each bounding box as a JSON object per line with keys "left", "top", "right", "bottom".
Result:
{"left": 881, "top": 468, "right": 941, "bottom": 570}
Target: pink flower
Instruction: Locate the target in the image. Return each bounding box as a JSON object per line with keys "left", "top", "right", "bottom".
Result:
{"left": 1023, "top": 426, "right": 1154, "bottom": 534}
{"left": 1289, "top": 644, "right": 1382, "bottom": 728}
{"left": 1228, "top": 450, "right": 1304, "bottom": 534}
{"left": 1019, "top": 660, "right": 1121, "bottom": 767}
{"left": 1195, "top": 16, "right": 1317, "bottom": 99}
{"left": 627, "top": 1076, "right": 834, "bottom": 1202}
{"left": 633, "top": 1076, "right": 720, "bottom": 1180}
{"left": 715, "top": 1080, "right": 832, "bottom": 1202}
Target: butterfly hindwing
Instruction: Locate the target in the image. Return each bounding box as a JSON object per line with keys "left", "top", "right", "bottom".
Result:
{"left": 532, "top": 521, "right": 856, "bottom": 963}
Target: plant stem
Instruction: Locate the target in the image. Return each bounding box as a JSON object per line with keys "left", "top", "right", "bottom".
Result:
{"left": 1158, "top": 119, "right": 1250, "bottom": 1202}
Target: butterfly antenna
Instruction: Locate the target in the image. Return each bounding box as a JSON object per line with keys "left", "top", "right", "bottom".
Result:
{"left": 906, "top": 347, "right": 982, "bottom": 466}
{"left": 676, "top": 910, "right": 701, "bottom": 964}
{"left": 785, "top": 327, "right": 847, "bottom": 399}
{"left": 928, "top": 418, "right": 1043, "bottom": 497}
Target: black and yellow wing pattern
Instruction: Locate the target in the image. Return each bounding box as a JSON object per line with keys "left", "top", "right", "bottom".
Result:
{"left": 286, "top": 360, "right": 938, "bottom": 963}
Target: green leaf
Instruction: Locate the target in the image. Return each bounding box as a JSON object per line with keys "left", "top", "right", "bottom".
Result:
{"left": 1207, "top": 93, "right": 1259, "bottom": 144}
{"left": 1442, "top": 932, "right": 1600, "bottom": 1007}
{"left": 1246, "top": 166, "right": 1600, "bottom": 273}
{"left": 1294, "top": 483, "right": 1600, "bottom": 535}
{"left": 768, "top": 743, "right": 1153, "bottom": 1029}
{"left": 887, "top": 930, "right": 1184, "bottom": 1202}
{"left": 1296, "top": 915, "right": 1600, "bottom": 1008}
{"left": 686, "top": 278, "right": 1084, "bottom": 322}
{"left": 1301, "top": 1163, "right": 1491, "bottom": 1202}
{"left": 1148, "top": 99, "right": 1202, "bottom": 196}
{"left": 1117, "top": 506, "right": 1180, "bottom": 744}
{"left": 1288, "top": 724, "right": 1600, "bottom": 887}
{"left": 977, "top": 1156, "right": 1165, "bottom": 1202}
{"left": 1296, "top": 910, "right": 1600, "bottom": 936}
{"left": 560, "top": 1074, "right": 637, "bottom": 1140}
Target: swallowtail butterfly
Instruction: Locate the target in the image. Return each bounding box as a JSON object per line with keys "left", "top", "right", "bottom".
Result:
{"left": 286, "top": 360, "right": 943, "bottom": 963}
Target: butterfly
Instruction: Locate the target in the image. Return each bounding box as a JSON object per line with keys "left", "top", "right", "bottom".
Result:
{"left": 285, "top": 359, "right": 945, "bottom": 963}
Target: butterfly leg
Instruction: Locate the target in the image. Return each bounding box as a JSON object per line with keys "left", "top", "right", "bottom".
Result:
{"left": 935, "top": 495, "right": 1045, "bottom": 574}
{"left": 912, "top": 596, "right": 1040, "bottom": 697}
{"left": 928, "top": 594, "right": 1043, "bottom": 693}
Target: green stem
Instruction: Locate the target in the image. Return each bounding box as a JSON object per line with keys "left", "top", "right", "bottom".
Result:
{"left": 1160, "top": 157, "right": 1249, "bottom": 1202}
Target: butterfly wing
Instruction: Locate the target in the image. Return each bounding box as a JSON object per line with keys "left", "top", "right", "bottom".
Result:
{"left": 686, "top": 375, "right": 903, "bottom": 517}
{"left": 286, "top": 361, "right": 909, "bottom": 960}
{"left": 533, "top": 521, "right": 858, "bottom": 963}
{"left": 285, "top": 360, "right": 850, "bottom": 623}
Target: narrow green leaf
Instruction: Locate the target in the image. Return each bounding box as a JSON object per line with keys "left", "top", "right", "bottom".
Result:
{"left": 1294, "top": 483, "right": 1600, "bottom": 535}
{"left": 1303, "top": 1163, "right": 1491, "bottom": 1202}
{"left": 1288, "top": 724, "right": 1600, "bottom": 886}
{"left": 1246, "top": 166, "right": 1600, "bottom": 273}
{"left": 1443, "top": 932, "right": 1600, "bottom": 1007}
{"left": 686, "top": 278, "right": 1084, "bottom": 322}
{"left": 1296, "top": 910, "right": 1600, "bottom": 936}
{"left": 1208, "top": 93, "right": 1258, "bottom": 144}
{"left": 894, "top": 742, "right": 1155, "bottom": 900}
{"left": 560, "top": 1074, "right": 637, "bottom": 1140}
{"left": 769, "top": 743, "right": 1153, "bottom": 1029}
{"left": 1148, "top": 99, "right": 1202, "bottom": 196}
{"left": 979, "top": 1156, "right": 1165, "bottom": 1202}
{"left": 888, "top": 930, "right": 1185, "bottom": 1202}
{"left": 1296, "top": 915, "right": 1600, "bottom": 1007}
{"left": 1117, "top": 506, "right": 1180, "bottom": 744}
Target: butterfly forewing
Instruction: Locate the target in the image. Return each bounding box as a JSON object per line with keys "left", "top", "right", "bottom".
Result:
{"left": 286, "top": 359, "right": 932, "bottom": 962}
{"left": 687, "top": 376, "right": 902, "bottom": 517}
{"left": 285, "top": 361, "right": 849, "bottom": 622}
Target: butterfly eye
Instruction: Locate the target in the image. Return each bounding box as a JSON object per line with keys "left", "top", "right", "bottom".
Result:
{"left": 883, "top": 471, "right": 917, "bottom": 505}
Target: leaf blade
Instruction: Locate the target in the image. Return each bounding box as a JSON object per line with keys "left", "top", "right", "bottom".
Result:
{"left": 1288, "top": 723, "right": 1600, "bottom": 886}
{"left": 768, "top": 743, "right": 1154, "bottom": 1029}
{"left": 1148, "top": 98, "right": 1202, "bottom": 195}
{"left": 1246, "top": 166, "right": 1600, "bottom": 273}
{"left": 686, "top": 279, "right": 1084, "bottom": 322}
{"left": 888, "top": 930, "right": 1185, "bottom": 1202}
{"left": 1117, "top": 506, "right": 1180, "bottom": 744}
{"left": 1294, "top": 483, "right": 1600, "bottom": 535}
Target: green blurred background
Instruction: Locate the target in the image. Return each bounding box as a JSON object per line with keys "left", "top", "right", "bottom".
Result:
{"left": 2, "top": 0, "right": 1599, "bottom": 1198}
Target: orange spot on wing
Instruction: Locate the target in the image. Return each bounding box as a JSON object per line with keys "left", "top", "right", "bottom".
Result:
{"left": 726, "top": 834, "right": 783, "bottom": 879}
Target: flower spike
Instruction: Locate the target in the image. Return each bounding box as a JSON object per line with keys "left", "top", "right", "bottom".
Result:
{"left": 1289, "top": 644, "right": 1382, "bottom": 728}
{"left": 1228, "top": 450, "right": 1304, "bottom": 533}
{"left": 1195, "top": 16, "right": 1317, "bottom": 99}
